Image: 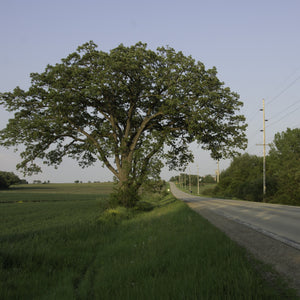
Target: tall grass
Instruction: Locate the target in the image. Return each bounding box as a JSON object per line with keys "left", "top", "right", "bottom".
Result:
{"left": 0, "top": 183, "right": 297, "bottom": 299}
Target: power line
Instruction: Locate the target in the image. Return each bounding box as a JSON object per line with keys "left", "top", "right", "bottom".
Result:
{"left": 269, "top": 99, "right": 300, "bottom": 120}
{"left": 245, "top": 71, "right": 300, "bottom": 157}
{"left": 266, "top": 74, "right": 300, "bottom": 105}
{"left": 246, "top": 105, "right": 263, "bottom": 124}
{"left": 246, "top": 127, "right": 263, "bottom": 144}
{"left": 267, "top": 103, "right": 300, "bottom": 128}
{"left": 246, "top": 71, "right": 299, "bottom": 125}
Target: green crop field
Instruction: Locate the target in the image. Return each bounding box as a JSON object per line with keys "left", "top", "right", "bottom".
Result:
{"left": 0, "top": 183, "right": 297, "bottom": 299}
{"left": 0, "top": 182, "right": 113, "bottom": 203}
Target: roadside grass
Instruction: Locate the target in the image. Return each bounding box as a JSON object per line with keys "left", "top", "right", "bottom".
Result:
{"left": 0, "top": 183, "right": 298, "bottom": 299}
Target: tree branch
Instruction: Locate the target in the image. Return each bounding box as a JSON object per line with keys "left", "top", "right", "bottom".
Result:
{"left": 135, "top": 136, "right": 166, "bottom": 188}
{"left": 73, "top": 124, "right": 119, "bottom": 178}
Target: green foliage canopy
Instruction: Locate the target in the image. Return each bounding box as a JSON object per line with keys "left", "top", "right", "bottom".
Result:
{"left": 268, "top": 128, "right": 300, "bottom": 204}
{"left": 214, "top": 153, "right": 266, "bottom": 201}
{"left": 170, "top": 174, "right": 216, "bottom": 185}
{"left": 0, "top": 41, "right": 247, "bottom": 202}
{"left": 0, "top": 171, "right": 21, "bottom": 189}
{"left": 212, "top": 128, "right": 299, "bottom": 205}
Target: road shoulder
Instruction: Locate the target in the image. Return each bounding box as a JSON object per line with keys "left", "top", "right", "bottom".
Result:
{"left": 192, "top": 206, "right": 300, "bottom": 294}
{"left": 170, "top": 183, "right": 300, "bottom": 295}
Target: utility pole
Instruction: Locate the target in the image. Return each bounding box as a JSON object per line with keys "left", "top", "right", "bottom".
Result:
{"left": 197, "top": 165, "right": 200, "bottom": 195}
{"left": 258, "top": 99, "right": 269, "bottom": 198}
{"left": 180, "top": 173, "right": 183, "bottom": 188}
{"left": 262, "top": 99, "right": 266, "bottom": 196}
{"left": 216, "top": 161, "right": 220, "bottom": 183}
{"left": 262, "top": 99, "right": 267, "bottom": 196}
{"left": 189, "top": 168, "right": 191, "bottom": 193}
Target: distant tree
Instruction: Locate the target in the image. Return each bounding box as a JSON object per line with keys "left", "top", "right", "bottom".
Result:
{"left": 203, "top": 175, "right": 215, "bottom": 183}
{"left": 0, "top": 41, "right": 247, "bottom": 207}
{"left": 169, "top": 176, "right": 178, "bottom": 182}
{"left": 268, "top": 128, "right": 300, "bottom": 205}
{"left": 33, "top": 180, "right": 42, "bottom": 184}
{"left": 210, "top": 128, "right": 300, "bottom": 205}
{"left": 214, "top": 153, "right": 266, "bottom": 201}
{"left": 0, "top": 171, "right": 21, "bottom": 189}
{"left": 19, "top": 179, "right": 28, "bottom": 184}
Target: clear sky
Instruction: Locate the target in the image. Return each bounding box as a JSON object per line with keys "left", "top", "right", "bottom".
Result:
{"left": 0, "top": 0, "right": 299, "bottom": 183}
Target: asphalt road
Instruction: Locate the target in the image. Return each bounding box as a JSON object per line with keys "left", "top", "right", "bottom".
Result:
{"left": 170, "top": 182, "right": 300, "bottom": 250}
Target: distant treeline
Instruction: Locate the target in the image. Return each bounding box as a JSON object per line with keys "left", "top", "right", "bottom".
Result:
{"left": 207, "top": 128, "right": 299, "bottom": 206}
{"left": 171, "top": 128, "right": 299, "bottom": 206}
{"left": 0, "top": 171, "right": 28, "bottom": 189}
{"left": 170, "top": 174, "right": 216, "bottom": 185}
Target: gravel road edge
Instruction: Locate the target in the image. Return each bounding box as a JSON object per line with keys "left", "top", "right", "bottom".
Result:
{"left": 170, "top": 183, "right": 300, "bottom": 296}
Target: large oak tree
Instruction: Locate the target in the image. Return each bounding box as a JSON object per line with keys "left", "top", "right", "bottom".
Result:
{"left": 0, "top": 41, "right": 247, "bottom": 206}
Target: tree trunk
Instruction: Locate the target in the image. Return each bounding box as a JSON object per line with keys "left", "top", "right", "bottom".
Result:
{"left": 116, "top": 165, "right": 140, "bottom": 208}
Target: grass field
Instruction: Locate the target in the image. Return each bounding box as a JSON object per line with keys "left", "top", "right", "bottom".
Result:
{"left": 0, "top": 183, "right": 298, "bottom": 299}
